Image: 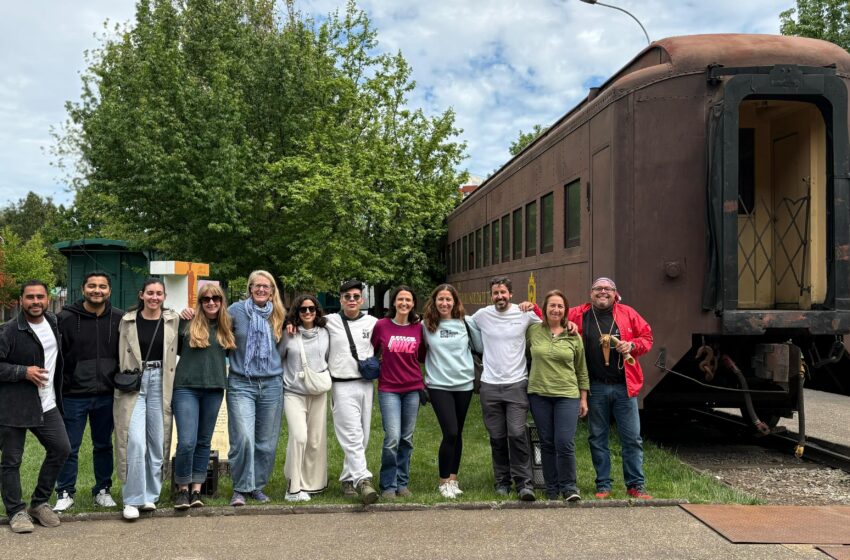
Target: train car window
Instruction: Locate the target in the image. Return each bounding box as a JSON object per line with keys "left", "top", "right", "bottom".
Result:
{"left": 492, "top": 220, "right": 500, "bottom": 264}
{"left": 501, "top": 215, "right": 511, "bottom": 262}
{"left": 565, "top": 179, "right": 581, "bottom": 248}
{"left": 525, "top": 201, "right": 537, "bottom": 257}
{"left": 513, "top": 209, "right": 523, "bottom": 260}
{"left": 462, "top": 235, "right": 469, "bottom": 272}
{"left": 483, "top": 224, "right": 490, "bottom": 267}
{"left": 476, "top": 228, "right": 483, "bottom": 269}
{"left": 738, "top": 128, "right": 755, "bottom": 215}
{"left": 540, "top": 192, "right": 554, "bottom": 254}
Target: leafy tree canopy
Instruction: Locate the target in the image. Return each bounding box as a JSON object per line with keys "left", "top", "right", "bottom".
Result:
{"left": 780, "top": 0, "right": 850, "bottom": 51}
{"left": 0, "top": 227, "right": 56, "bottom": 306}
{"left": 509, "top": 124, "right": 549, "bottom": 156}
{"left": 58, "top": 0, "right": 467, "bottom": 294}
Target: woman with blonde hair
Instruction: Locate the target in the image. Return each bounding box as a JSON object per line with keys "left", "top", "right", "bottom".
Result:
{"left": 172, "top": 284, "right": 236, "bottom": 509}
{"left": 225, "top": 270, "right": 286, "bottom": 506}
{"left": 115, "top": 277, "right": 180, "bottom": 520}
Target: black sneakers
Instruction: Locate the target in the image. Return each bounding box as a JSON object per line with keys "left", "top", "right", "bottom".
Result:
{"left": 174, "top": 490, "right": 191, "bottom": 510}
{"left": 190, "top": 491, "right": 204, "bottom": 507}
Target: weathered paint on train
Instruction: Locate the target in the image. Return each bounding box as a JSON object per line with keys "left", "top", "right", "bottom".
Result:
{"left": 447, "top": 34, "right": 850, "bottom": 412}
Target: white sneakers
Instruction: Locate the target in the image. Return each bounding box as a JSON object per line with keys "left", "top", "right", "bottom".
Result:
{"left": 94, "top": 489, "right": 117, "bottom": 508}
{"left": 140, "top": 502, "right": 157, "bottom": 511}
{"left": 284, "top": 491, "right": 311, "bottom": 502}
{"left": 438, "top": 480, "right": 464, "bottom": 499}
{"left": 53, "top": 491, "right": 74, "bottom": 512}
{"left": 122, "top": 505, "right": 139, "bottom": 520}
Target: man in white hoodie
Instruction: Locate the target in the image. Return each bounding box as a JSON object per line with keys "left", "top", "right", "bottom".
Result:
{"left": 324, "top": 280, "right": 379, "bottom": 504}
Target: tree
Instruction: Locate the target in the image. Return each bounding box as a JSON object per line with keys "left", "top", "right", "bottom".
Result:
{"left": 58, "top": 0, "right": 466, "bottom": 293}
{"left": 509, "top": 124, "right": 549, "bottom": 156}
{"left": 0, "top": 228, "right": 56, "bottom": 306}
{"left": 780, "top": 0, "right": 850, "bottom": 51}
{"left": 0, "top": 192, "right": 80, "bottom": 286}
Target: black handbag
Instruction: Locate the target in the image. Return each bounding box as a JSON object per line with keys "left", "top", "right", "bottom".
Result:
{"left": 342, "top": 313, "right": 380, "bottom": 380}
{"left": 115, "top": 317, "right": 162, "bottom": 393}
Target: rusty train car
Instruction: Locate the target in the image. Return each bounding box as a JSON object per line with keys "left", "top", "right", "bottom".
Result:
{"left": 446, "top": 34, "right": 850, "bottom": 427}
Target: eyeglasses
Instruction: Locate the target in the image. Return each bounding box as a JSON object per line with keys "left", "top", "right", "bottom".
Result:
{"left": 592, "top": 286, "right": 615, "bottom": 293}
{"left": 200, "top": 295, "right": 222, "bottom": 304}
{"left": 252, "top": 284, "right": 272, "bottom": 292}
{"left": 299, "top": 306, "right": 316, "bottom": 314}
{"left": 342, "top": 293, "right": 362, "bottom": 302}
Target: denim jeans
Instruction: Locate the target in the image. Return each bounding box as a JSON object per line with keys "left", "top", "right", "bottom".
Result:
{"left": 55, "top": 394, "right": 114, "bottom": 496}
{"left": 172, "top": 388, "right": 224, "bottom": 486}
{"left": 123, "top": 366, "right": 164, "bottom": 506}
{"left": 587, "top": 382, "right": 645, "bottom": 491}
{"left": 528, "top": 394, "right": 580, "bottom": 497}
{"left": 226, "top": 373, "right": 283, "bottom": 493}
{"left": 0, "top": 408, "right": 70, "bottom": 516}
{"left": 377, "top": 390, "right": 419, "bottom": 492}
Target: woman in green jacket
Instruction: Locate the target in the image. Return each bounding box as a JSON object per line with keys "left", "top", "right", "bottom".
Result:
{"left": 526, "top": 289, "right": 589, "bottom": 502}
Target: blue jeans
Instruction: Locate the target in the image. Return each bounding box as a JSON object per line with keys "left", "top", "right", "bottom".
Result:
{"left": 172, "top": 388, "right": 224, "bottom": 486}
{"left": 528, "top": 394, "right": 580, "bottom": 497}
{"left": 226, "top": 373, "right": 283, "bottom": 493}
{"left": 55, "top": 394, "right": 114, "bottom": 496}
{"left": 123, "top": 366, "right": 164, "bottom": 506}
{"left": 378, "top": 391, "right": 419, "bottom": 492}
{"left": 587, "top": 382, "right": 645, "bottom": 491}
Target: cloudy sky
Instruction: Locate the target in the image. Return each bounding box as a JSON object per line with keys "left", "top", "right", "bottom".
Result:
{"left": 1, "top": 0, "right": 795, "bottom": 207}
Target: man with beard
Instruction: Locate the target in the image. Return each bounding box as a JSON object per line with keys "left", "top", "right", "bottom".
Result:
{"left": 53, "top": 271, "right": 122, "bottom": 512}
{"left": 470, "top": 277, "right": 541, "bottom": 501}
{"left": 567, "top": 277, "right": 653, "bottom": 500}
{"left": 0, "top": 280, "right": 70, "bottom": 533}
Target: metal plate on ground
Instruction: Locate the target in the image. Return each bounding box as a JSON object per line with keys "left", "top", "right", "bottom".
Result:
{"left": 682, "top": 504, "right": 850, "bottom": 544}
{"left": 817, "top": 546, "right": 850, "bottom": 560}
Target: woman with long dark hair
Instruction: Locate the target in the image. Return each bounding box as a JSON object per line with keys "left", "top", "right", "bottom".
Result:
{"left": 421, "top": 284, "right": 481, "bottom": 498}
{"left": 371, "top": 285, "right": 425, "bottom": 499}
{"left": 172, "top": 284, "right": 236, "bottom": 509}
{"left": 279, "top": 294, "right": 331, "bottom": 502}
{"left": 115, "top": 277, "right": 180, "bottom": 520}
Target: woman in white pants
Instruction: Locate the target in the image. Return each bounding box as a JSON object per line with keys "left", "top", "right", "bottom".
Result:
{"left": 279, "top": 295, "right": 330, "bottom": 501}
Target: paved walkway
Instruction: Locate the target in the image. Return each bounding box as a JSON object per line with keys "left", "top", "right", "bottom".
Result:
{"left": 0, "top": 504, "right": 828, "bottom": 559}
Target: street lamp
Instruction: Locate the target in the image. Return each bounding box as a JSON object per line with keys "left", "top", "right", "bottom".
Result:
{"left": 579, "top": 0, "right": 651, "bottom": 46}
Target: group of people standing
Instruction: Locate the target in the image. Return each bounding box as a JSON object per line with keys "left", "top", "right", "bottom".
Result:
{"left": 0, "top": 269, "right": 652, "bottom": 534}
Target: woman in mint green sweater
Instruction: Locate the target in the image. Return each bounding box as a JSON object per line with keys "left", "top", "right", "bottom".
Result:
{"left": 422, "top": 284, "right": 482, "bottom": 499}
{"left": 526, "top": 289, "right": 589, "bottom": 502}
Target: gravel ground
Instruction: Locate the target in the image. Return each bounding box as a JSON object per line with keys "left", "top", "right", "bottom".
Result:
{"left": 667, "top": 440, "right": 850, "bottom": 505}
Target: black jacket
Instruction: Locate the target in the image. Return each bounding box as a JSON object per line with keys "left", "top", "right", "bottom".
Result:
{"left": 0, "top": 311, "right": 64, "bottom": 427}
{"left": 58, "top": 299, "right": 123, "bottom": 396}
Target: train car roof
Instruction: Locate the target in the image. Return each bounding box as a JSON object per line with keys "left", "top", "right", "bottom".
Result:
{"left": 452, "top": 33, "right": 850, "bottom": 215}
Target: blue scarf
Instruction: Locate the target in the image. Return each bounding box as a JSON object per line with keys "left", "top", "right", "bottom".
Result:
{"left": 243, "top": 298, "right": 274, "bottom": 376}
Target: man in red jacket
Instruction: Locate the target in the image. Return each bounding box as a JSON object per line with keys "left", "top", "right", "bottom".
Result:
{"left": 567, "top": 277, "right": 653, "bottom": 500}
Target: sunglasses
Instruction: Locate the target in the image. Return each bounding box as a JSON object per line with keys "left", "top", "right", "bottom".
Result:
{"left": 299, "top": 306, "right": 317, "bottom": 314}
{"left": 200, "top": 295, "right": 223, "bottom": 304}
{"left": 342, "top": 293, "right": 362, "bottom": 302}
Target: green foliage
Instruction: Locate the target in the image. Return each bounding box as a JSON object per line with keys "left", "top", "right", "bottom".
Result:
{"left": 59, "top": 0, "right": 467, "bottom": 291}
{"left": 0, "top": 228, "right": 56, "bottom": 305}
{"left": 780, "top": 0, "right": 850, "bottom": 51}
{"left": 509, "top": 124, "right": 549, "bottom": 156}
{"left": 0, "top": 192, "right": 78, "bottom": 286}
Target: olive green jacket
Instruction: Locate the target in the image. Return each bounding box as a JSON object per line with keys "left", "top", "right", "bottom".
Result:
{"left": 113, "top": 309, "right": 180, "bottom": 483}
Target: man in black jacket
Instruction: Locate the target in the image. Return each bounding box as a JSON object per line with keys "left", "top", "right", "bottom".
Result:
{"left": 53, "top": 271, "right": 122, "bottom": 512}
{"left": 0, "top": 280, "right": 71, "bottom": 533}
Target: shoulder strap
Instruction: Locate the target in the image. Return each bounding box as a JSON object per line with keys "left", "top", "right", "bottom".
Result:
{"left": 297, "top": 332, "right": 309, "bottom": 368}
{"left": 340, "top": 312, "right": 360, "bottom": 361}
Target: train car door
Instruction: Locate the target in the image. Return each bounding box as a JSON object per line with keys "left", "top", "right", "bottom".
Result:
{"left": 591, "top": 146, "right": 614, "bottom": 280}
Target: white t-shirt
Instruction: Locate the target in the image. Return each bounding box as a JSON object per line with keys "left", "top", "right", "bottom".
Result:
{"left": 29, "top": 319, "right": 58, "bottom": 413}
{"left": 326, "top": 312, "right": 378, "bottom": 379}
{"left": 471, "top": 304, "right": 542, "bottom": 385}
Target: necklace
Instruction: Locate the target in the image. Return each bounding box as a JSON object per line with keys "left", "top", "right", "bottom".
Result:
{"left": 591, "top": 306, "right": 617, "bottom": 367}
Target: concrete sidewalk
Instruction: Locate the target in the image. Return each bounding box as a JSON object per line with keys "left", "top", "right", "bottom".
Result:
{"left": 0, "top": 504, "right": 826, "bottom": 559}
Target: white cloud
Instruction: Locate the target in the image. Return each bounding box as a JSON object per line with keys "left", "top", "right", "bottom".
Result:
{"left": 0, "top": 0, "right": 796, "bottom": 205}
